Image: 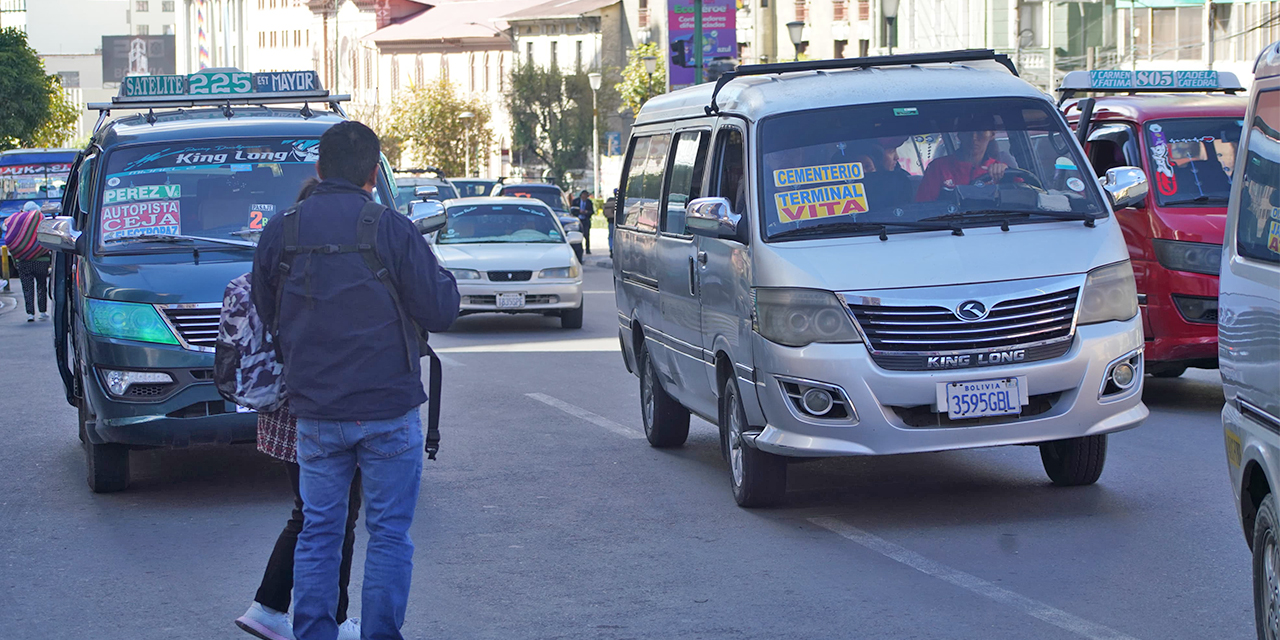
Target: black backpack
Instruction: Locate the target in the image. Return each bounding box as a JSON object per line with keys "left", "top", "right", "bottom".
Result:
{"left": 276, "top": 200, "right": 445, "bottom": 460}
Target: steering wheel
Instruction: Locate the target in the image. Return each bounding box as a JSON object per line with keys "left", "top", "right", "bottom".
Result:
{"left": 1001, "top": 168, "right": 1043, "bottom": 189}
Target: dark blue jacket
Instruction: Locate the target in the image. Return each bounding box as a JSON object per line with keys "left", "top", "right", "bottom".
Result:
{"left": 251, "top": 178, "right": 459, "bottom": 421}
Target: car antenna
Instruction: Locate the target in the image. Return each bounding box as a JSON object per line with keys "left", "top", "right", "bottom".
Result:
{"left": 300, "top": 102, "right": 314, "bottom": 118}
{"left": 145, "top": 109, "right": 157, "bottom": 125}
{"left": 222, "top": 101, "right": 234, "bottom": 119}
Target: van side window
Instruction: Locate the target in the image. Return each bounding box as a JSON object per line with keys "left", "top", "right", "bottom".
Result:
{"left": 620, "top": 136, "right": 651, "bottom": 228}
{"left": 1236, "top": 89, "right": 1280, "bottom": 265}
{"left": 638, "top": 134, "right": 671, "bottom": 231}
{"left": 711, "top": 128, "right": 747, "bottom": 215}
{"left": 662, "top": 130, "right": 708, "bottom": 235}
{"left": 76, "top": 155, "right": 95, "bottom": 229}
{"left": 1085, "top": 124, "right": 1140, "bottom": 177}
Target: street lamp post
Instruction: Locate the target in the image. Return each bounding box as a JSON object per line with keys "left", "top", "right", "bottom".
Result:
{"left": 881, "top": 0, "right": 900, "bottom": 55}
{"left": 459, "top": 111, "right": 475, "bottom": 177}
{"left": 786, "top": 21, "right": 805, "bottom": 62}
{"left": 641, "top": 54, "right": 657, "bottom": 103}
{"left": 587, "top": 72, "right": 602, "bottom": 203}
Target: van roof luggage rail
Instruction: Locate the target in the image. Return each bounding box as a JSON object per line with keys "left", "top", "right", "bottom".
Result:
{"left": 705, "top": 49, "right": 1018, "bottom": 115}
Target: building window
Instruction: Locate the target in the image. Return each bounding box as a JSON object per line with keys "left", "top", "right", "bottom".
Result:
{"left": 469, "top": 53, "right": 476, "bottom": 92}
{"left": 833, "top": 0, "right": 846, "bottom": 21}
{"left": 1018, "top": 1, "right": 1044, "bottom": 48}
{"left": 415, "top": 54, "right": 424, "bottom": 87}
{"left": 794, "top": 0, "right": 806, "bottom": 23}
{"left": 834, "top": 39, "right": 846, "bottom": 58}
{"left": 526, "top": 41, "right": 533, "bottom": 66}
{"left": 366, "top": 50, "right": 374, "bottom": 89}
{"left": 858, "top": 0, "right": 869, "bottom": 21}
{"left": 136, "top": 0, "right": 149, "bottom": 11}
{"left": 499, "top": 53, "right": 506, "bottom": 92}
{"left": 484, "top": 53, "right": 491, "bottom": 92}
{"left": 575, "top": 40, "right": 583, "bottom": 71}
{"left": 164, "top": 24, "right": 173, "bottom": 35}
{"left": 259, "top": 32, "right": 266, "bottom": 48}
{"left": 550, "top": 41, "right": 558, "bottom": 70}
{"left": 1151, "top": 8, "right": 1176, "bottom": 60}
{"left": 392, "top": 56, "right": 400, "bottom": 91}
{"left": 270, "top": 31, "right": 277, "bottom": 47}
{"left": 440, "top": 54, "right": 449, "bottom": 82}
{"left": 136, "top": 24, "right": 150, "bottom": 34}
{"left": 162, "top": 0, "right": 174, "bottom": 11}
{"left": 295, "top": 30, "right": 301, "bottom": 47}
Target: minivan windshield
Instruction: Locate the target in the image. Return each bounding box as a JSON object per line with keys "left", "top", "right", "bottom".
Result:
{"left": 1143, "top": 118, "right": 1243, "bottom": 207}
{"left": 95, "top": 138, "right": 371, "bottom": 251}
{"left": 501, "top": 185, "right": 566, "bottom": 212}
{"left": 760, "top": 98, "right": 1107, "bottom": 241}
{"left": 439, "top": 203, "right": 564, "bottom": 244}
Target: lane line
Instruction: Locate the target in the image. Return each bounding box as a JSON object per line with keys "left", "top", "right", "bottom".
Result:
{"left": 438, "top": 337, "right": 619, "bottom": 353}
{"left": 807, "top": 517, "right": 1141, "bottom": 640}
{"left": 584, "top": 290, "right": 614, "bottom": 294}
{"left": 525, "top": 393, "right": 643, "bottom": 439}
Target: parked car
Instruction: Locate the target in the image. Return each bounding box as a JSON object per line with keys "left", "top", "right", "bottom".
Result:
{"left": 393, "top": 168, "right": 458, "bottom": 213}
{"left": 1060, "top": 70, "right": 1247, "bottom": 378}
{"left": 451, "top": 178, "right": 500, "bottom": 198}
{"left": 1220, "top": 40, "right": 1280, "bottom": 640}
{"left": 614, "top": 50, "right": 1148, "bottom": 507}
{"left": 432, "top": 197, "right": 584, "bottom": 328}
{"left": 491, "top": 181, "right": 584, "bottom": 261}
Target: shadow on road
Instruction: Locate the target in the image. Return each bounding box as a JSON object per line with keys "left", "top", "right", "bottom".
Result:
{"left": 1141, "top": 369, "right": 1225, "bottom": 411}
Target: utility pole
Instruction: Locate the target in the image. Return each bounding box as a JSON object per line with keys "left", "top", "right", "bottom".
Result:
{"left": 694, "top": 0, "right": 704, "bottom": 85}
{"left": 1205, "top": 0, "right": 1214, "bottom": 68}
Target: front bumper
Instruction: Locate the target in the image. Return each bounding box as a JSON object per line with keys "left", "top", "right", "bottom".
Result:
{"left": 747, "top": 317, "right": 1148, "bottom": 457}
{"left": 1141, "top": 266, "right": 1219, "bottom": 366}
{"left": 458, "top": 280, "right": 583, "bottom": 313}
{"left": 83, "top": 334, "right": 256, "bottom": 448}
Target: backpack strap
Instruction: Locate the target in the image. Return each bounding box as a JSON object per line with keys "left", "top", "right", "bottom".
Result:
{"left": 274, "top": 204, "right": 302, "bottom": 333}
{"left": 424, "top": 345, "right": 443, "bottom": 461}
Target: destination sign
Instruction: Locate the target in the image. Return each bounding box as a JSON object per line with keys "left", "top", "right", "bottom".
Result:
{"left": 255, "top": 71, "right": 319, "bottom": 93}
{"left": 118, "top": 68, "right": 326, "bottom": 99}
{"left": 1084, "top": 70, "right": 1224, "bottom": 90}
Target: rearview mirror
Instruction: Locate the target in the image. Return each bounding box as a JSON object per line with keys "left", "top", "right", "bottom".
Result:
{"left": 408, "top": 200, "right": 447, "bottom": 234}
{"left": 1101, "top": 167, "right": 1148, "bottom": 210}
{"left": 685, "top": 197, "right": 740, "bottom": 238}
{"left": 40, "top": 202, "right": 60, "bottom": 215}
{"left": 566, "top": 230, "right": 584, "bottom": 245}
{"left": 414, "top": 185, "right": 440, "bottom": 200}
{"left": 36, "top": 216, "right": 80, "bottom": 253}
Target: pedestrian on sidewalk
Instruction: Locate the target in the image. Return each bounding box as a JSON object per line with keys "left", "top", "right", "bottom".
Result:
{"left": 574, "top": 189, "right": 594, "bottom": 255}
{"left": 4, "top": 202, "right": 51, "bottom": 322}
{"left": 235, "top": 178, "right": 362, "bottom": 640}
{"left": 603, "top": 192, "right": 616, "bottom": 255}
{"left": 252, "top": 121, "right": 460, "bottom": 640}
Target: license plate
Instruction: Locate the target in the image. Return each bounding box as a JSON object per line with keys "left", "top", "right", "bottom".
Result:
{"left": 945, "top": 378, "right": 1022, "bottom": 420}
{"left": 496, "top": 293, "right": 526, "bottom": 309}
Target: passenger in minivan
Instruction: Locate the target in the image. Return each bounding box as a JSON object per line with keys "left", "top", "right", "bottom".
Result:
{"left": 916, "top": 123, "right": 1010, "bottom": 202}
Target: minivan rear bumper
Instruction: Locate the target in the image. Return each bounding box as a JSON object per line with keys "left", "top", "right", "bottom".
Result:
{"left": 747, "top": 317, "right": 1148, "bottom": 457}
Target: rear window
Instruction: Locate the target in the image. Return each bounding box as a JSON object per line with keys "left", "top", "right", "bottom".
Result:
{"left": 1144, "top": 118, "right": 1244, "bottom": 207}
{"left": 501, "top": 185, "right": 565, "bottom": 211}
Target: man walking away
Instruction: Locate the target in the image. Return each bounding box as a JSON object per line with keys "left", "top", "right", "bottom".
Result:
{"left": 574, "top": 189, "right": 594, "bottom": 255}
{"left": 252, "top": 121, "right": 460, "bottom": 640}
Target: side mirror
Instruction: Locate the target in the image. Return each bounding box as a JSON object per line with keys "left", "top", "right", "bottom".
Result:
{"left": 37, "top": 216, "right": 80, "bottom": 252}
{"left": 40, "top": 202, "right": 60, "bottom": 215}
{"left": 1101, "top": 167, "right": 1148, "bottom": 210}
{"left": 685, "top": 197, "right": 740, "bottom": 238}
{"left": 408, "top": 200, "right": 447, "bottom": 234}
{"left": 414, "top": 185, "right": 440, "bottom": 200}
{"left": 566, "top": 230, "right": 584, "bottom": 245}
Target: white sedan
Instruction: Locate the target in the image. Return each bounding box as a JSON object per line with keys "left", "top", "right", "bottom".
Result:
{"left": 432, "top": 197, "right": 585, "bottom": 329}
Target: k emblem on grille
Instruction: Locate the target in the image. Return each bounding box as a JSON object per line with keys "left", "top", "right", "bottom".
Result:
{"left": 955, "top": 300, "right": 989, "bottom": 322}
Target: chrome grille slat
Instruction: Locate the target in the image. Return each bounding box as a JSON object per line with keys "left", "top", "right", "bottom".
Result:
{"left": 162, "top": 306, "right": 222, "bottom": 348}
{"left": 874, "top": 325, "right": 1071, "bottom": 346}
{"left": 866, "top": 313, "right": 1073, "bottom": 336}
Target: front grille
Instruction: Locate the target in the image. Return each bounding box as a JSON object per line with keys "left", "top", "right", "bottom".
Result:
{"left": 488, "top": 270, "right": 532, "bottom": 282}
{"left": 126, "top": 383, "right": 174, "bottom": 398}
{"left": 526, "top": 294, "right": 559, "bottom": 304}
{"left": 466, "top": 295, "right": 497, "bottom": 305}
{"left": 161, "top": 306, "right": 221, "bottom": 350}
{"left": 849, "top": 288, "right": 1079, "bottom": 371}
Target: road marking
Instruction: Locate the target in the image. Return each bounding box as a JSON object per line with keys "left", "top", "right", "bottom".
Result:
{"left": 438, "top": 337, "right": 619, "bottom": 353}
{"left": 807, "top": 517, "right": 1140, "bottom": 640}
{"left": 525, "top": 393, "right": 643, "bottom": 439}
{"left": 584, "top": 290, "right": 614, "bottom": 294}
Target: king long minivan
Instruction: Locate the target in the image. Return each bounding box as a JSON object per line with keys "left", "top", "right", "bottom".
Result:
{"left": 612, "top": 51, "right": 1150, "bottom": 507}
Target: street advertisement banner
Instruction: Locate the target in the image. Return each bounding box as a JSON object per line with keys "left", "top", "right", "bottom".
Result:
{"left": 667, "top": 0, "right": 736, "bottom": 88}
{"left": 102, "top": 35, "right": 177, "bottom": 84}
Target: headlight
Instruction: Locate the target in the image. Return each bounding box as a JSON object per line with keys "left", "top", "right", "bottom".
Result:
{"left": 561, "top": 218, "right": 581, "bottom": 232}
{"left": 1151, "top": 239, "right": 1221, "bottom": 276}
{"left": 539, "top": 266, "right": 579, "bottom": 279}
{"left": 1077, "top": 261, "right": 1139, "bottom": 325}
{"left": 84, "top": 298, "right": 180, "bottom": 345}
{"left": 100, "top": 369, "right": 174, "bottom": 396}
{"left": 449, "top": 268, "right": 482, "bottom": 280}
{"left": 753, "top": 288, "right": 863, "bottom": 347}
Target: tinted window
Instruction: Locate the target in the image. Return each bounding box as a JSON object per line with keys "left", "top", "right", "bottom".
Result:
{"left": 638, "top": 134, "right": 670, "bottom": 230}
{"left": 440, "top": 203, "right": 564, "bottom": 244}
{"left": 621, "top": 136, "right": 650, "bottom": 228}
{"left": 502, "top": 185, "right": 565, "bottom": 211}
{"left": 1237, "top": 90, "right": 1280, "bottom": 265}
{"left": 1144, "top": 118, "right": 1243, "bottom": 206}
{"left": 712, "top": 128, "right": 746, "bottom": 215}
{"left": 663, "top": 130, "right": 708, "bottom": 235}
{"left": 1085, "top": 124, "right": 1140, "bottom": 177}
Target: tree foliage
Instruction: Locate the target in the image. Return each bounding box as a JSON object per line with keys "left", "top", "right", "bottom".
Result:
{"left": 615, "top": 43, "right": 666, "bottom": 117}
{"left": 0, "top": 28, "right": 54, "bottom": 151}
{"left": 25, "top": 77, "right": 81, "bottom": 149}
{"left": 386, "top": 77, "right": 494, "bottom": 177}
{"left": 507, "top": 63, "right": 596, "bottom": 189}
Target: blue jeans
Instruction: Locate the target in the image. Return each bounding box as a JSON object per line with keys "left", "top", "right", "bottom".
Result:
{"left": 294, "top": 408, "right": 424, "bottom": 640}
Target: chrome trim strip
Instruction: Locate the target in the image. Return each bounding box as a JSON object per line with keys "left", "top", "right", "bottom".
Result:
{"left": 154, "top": 302, "right": 220, "bottom": 353}
{"left": 1098, "top": 347, "right": 1143, "bottom": 402}
{"left": 772, "top": 374, "right": 859, "bottom": 425}
{"left": 1241, "top": 399, "right": 1280, "bottom": 433}
{"left": 868, "top": 313, "right": 1072, "bottom": 336}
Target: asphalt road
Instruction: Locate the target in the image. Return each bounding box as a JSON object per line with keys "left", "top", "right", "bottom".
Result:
{"left": 0, "top": 263, "right": 1255, "bottom": 640}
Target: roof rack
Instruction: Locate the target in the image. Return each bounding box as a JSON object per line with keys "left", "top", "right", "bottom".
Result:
{"left": 705, "top": 49, "right": 1018, "bottom": 115}
{"left": 1056, "top": 69, "right": 1243, "bottom": 104}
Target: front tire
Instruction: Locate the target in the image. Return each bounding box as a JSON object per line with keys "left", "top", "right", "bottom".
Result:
{"left": 1253, "top": 494, "right": 1280, "bottom": 640}
{"left": 721, "top": 377, "right": 786, "bottom": 507}
{"left": 560, "top": 304, "right": 584, "bottom": 329}
{"left": 638, "top": 347, "right": 689, "bottom": 448}
{"left": 1039, "top": 434, "right": 1107, "bottom": 486}
{"left": 81, "top": 396, "right": 129, "bottom": 493}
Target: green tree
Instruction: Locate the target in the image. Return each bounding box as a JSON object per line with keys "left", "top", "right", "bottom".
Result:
{"left": 24, "top": 76, "right": 81, "bottom": 149}
{"left": 0, "top": 28, "right": 54, "bottom": 150}
{"left": 507, "top": 63, "right": 595, "bottom": 188}
{"left": 386, "top": 77, "right": 494, "bottom": 177}
{"left": 615, "top": 43, "right": 666, "bottom": 117}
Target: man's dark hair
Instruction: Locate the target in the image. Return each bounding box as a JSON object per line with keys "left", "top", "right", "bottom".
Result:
{"left": 318, "top": 121, "right": 381, "bottom": 187}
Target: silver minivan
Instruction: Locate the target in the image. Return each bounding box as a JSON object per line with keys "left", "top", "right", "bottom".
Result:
{"left": 1220, "top": 40, "right": 1280, "bottom": 638}
{"left": 613, "top": 51, "right": 1150, "bottom": 506}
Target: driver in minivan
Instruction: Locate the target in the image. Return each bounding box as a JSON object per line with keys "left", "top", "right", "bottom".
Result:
{"left": 916, "top": 117, "right": 1010, "bottom": 201}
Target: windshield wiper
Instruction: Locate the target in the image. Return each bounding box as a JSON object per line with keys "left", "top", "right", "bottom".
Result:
{"left": 770, "top": 220, "right": 964, "bottom": 242}
{"left": 105, "top": 233, "right": 256, "bottom": 248}
{"left": 1161, "top": 195, "right": 1226, "bottom": 206}
{"left": 925, "top": 209, "right": 1102, "bottom": 228}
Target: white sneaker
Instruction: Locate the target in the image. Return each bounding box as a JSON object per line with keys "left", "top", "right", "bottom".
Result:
{"left": 26, "top": 314, "right": 34, "bottom": 322}
{"left": 235, "top": 602, "right": 296, "bottom": 640}
{"left": 38, "top": 312, "right": 49, "bottom": 320}
{"left": 337, "top": 617, "right": 361, "bottom": 640}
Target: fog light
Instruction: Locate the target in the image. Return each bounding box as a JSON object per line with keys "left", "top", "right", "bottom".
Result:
{"left": 102, "top": 369, "right": 173, "bottom": 396}
{"left": 1111, "top": 362, "right": 1136, "bottom": 389}
{"left": 801, "top": 387, "right": 834, "bottom": 416}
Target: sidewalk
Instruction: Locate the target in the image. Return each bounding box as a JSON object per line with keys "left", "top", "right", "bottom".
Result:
{"left": 582, "top": 227, "right": 613, "bottom": 270}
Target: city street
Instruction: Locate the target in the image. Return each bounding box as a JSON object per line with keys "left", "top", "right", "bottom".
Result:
{"left": 0, "top": 261, "right": 1255, "bottom": 640}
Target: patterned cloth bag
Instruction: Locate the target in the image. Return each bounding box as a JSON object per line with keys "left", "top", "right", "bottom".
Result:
{"left": 214, "top": 273, "right": 287, "bottom": 412}
{"left": 3, "top": 209, "right": 50, "bottom": 262}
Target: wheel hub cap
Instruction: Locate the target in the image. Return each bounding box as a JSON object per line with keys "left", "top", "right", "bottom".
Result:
{"left": 728, "top": 392, "right": 744, "bottom": 487}
{"left": 1267, "top": 534, "right": 1280, "bottom": 640}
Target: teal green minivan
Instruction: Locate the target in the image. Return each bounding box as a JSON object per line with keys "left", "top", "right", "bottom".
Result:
{"left": 38, "top": 70, "right": 399, "bottom": 492}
